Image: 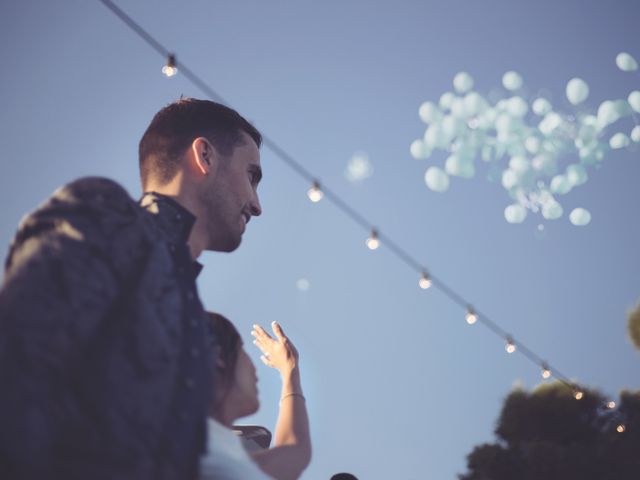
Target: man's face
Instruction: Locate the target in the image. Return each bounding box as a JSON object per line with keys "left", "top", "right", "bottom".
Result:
{"left": 200, "top": 132, "right": 262, "bottom": 252}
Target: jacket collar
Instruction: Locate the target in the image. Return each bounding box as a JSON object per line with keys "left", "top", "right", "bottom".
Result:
{"left": 139, "top": 192, "right": 203, "bottom": 278}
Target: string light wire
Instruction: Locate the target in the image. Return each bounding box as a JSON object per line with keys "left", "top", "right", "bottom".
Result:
{"left": 97, "top": 0, "right": 625, "bottom": 426}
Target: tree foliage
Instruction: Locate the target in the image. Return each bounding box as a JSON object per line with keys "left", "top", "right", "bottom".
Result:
{"left": 628, "top": 302, "right": 640, "bottom": 351}
{"left": 459, "top": 382, "right": 640, "bottom": 480}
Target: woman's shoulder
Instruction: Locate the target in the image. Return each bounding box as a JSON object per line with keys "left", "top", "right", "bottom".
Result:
{"left": 201, "top": 418, "right": 274, "bottom": 480}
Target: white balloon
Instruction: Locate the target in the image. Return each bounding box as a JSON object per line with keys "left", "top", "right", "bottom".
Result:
{"left": 532, "top": 154, "right": 556, "bottom": 176}
{"left": 453, "top": 72, "right": 474, "bottom": 93}
{"left": 542, "top": 200, "right": 563, "bottom": 220}
{"left": 410, "top": 139, "right": 431, "bottom": 159}
{"left": 509, "top": 156, "right": 530, "bottom": 173}
{"left": 616, "top": 52, "right": 638, "bottom": 72}
{"left": 445, "top": 155, "right": 475, "bottom": 178}
{"left": 442, "top": 115, "right": 465, "bottom": 138}
{"left": 550, "top": 175, "right": 572, "bottom": 195}
{"left": 439, "top": 92, "right": 455, "bottom": 110}
{"left": 501, "top": 169, "right": 519, "bottom": 190}
{"left": 631, "top": 125, "right": 640, "bottom": 143}
{"left": 566, "top": 164, "right": 588, "bottom": 186}
{"left": 566, "top": 78, "right": 589, "bottom": 105}
{"left": 424, "top": 167, "right": 450, "bottom": 192}
{"left": 539, "top": 113, "right": 562, "bottom": 135}
{"left": 424, "top": 124, "right": 445, "bottom": 149}
{"left": 532, "top": 98, "right": 552, "bottom": 116}
{"left": 609, "top": 132, "right": 630, "bottom": 149}
{"left": 463, "top": 92, "right": 486, "bottom": 116}
{"left": 569, "top": 208, "right": 591, "bottom": 226}
{"left": 627, "top": 91, "right": 640, "bottom": 113}
{"left": 525, "top": 136, "right": 541, "bottom": 154}
{"left": 507, "top": 96, "right": 529, "bottom": 117}
{"left": 502, "top": 71, "right": 523, "bottom": 91}
{"left": 450, "top": 97, "right": 467, "bottom": 118}
{"left": 418, "top": 101, "right": 442, "bottom": 123}
{"left": 596, "top": 101, "right": 620, "bottom": 129}
{"left": 504, "top": 204, "right": 527, "bottom": 223}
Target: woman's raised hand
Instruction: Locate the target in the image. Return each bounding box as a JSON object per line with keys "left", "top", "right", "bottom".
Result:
{"left": 251, "top": 321, "right": 299, "bottom": 376}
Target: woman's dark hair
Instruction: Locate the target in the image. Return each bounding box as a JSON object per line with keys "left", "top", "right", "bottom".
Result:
{"left": 206, "top": 312, "right": 242, "bottom": 402}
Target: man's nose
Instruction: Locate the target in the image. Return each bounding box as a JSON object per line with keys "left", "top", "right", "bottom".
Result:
{"left": 249, "top": 195, "right": 262, "bottom": 217}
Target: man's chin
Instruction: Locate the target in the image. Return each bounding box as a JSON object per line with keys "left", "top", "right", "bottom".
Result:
{"left": 210, "top": 236, "right": 242, "bottom": 253}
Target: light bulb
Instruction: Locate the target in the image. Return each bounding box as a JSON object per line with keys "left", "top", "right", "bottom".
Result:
{"left": 465, "top": 308, "right": 477, "bottom": 325}
{"left": 307, "top": 181, "right": 323, "bottom": 202}
{"left": 574, "top": 390, "right": 584, "bottom": 400}
{"left": 419, "top": 271, "right": 432, "bottom": 289}
{"left": 607, "top": 401, "right": 616, "bottom": 409}
{"left": 366, "top": 229, "right": 379, "bottom": 250}
{"left": 541, "top": 364, "right": 551, "bottom": 379}
{"left": 162, "top": 54, "right": 178, "bottom": 77}
{"left": 616, "top": 424, "right": 625, "bottom": 433}
{"left": 505, "top": 337, "right": 516, "bottom": 353}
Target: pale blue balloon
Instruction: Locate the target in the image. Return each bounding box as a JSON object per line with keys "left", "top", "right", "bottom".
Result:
{"left": 509, "top": 155, "right": 530, "bottom": 173}
{"left": 616, "top": 52, "right": 638, "bottom": 72}
{"left": 504, "top": 204, "right": 527, "bottom": 223}
{"left": 453, "top": 72, "right": 474, "bottom": 93}
{"left": 542, "top": 200, "right": 563, "bottom": 220}
{"left": 450, "top": 97, "right": 467, "bottom": 118}
{"left": 424, "top": 124, "right": 445, "bottom": 149}
{"left": 609, "top": 132, "right": 630, "bottom": 149}
{"left": 507, "top": 96, "right": 529, "bottom": 117}
{"left": 569, "top": 208, "right": 592, "bottom": 226}
{"left": 424, "top": 166, "right": 450, "bottom": 192}
{"left": 531, "top": 154, "right": 557, "bottom": 176}
{"left": 566, "top": 78, "right": 589, "bottom": 105}
{"left": 445, "top": 154, "right": 475, "bottom": 178}
{"left": 439, "top": 92, "right": 455, "bottom": 110}
{"left": 566, "top": 164, "right": 588, "bottom": 186}
{"left": 418, "top": 101, "right": 442, "bottom": 123}
{"left": 463, "top": 92, "right": 486, "bottom": 117}
{"left": 550, "top": 175, "right": 572, "bottom": 195}
{"left": 629, "top": 91, "right": 640, "bottom": 113}
{"left": 525, "top": 136, "right": 541, "bottom": 154}
{"left": 501, "top": 169, "right": 519, "bottom": 190}
{"left": 502, "top": 71, "right": 523, "bottom": 91}
{"left": 410, "top": 139, "right": 431, "bottom": 159}
{"left": 631, "top": 126, "right": 640, "bottom": 143}
{"left": 532, "top": 98, "right": 552, "bottom": 116}
{"left": 596, "top": 101, "right": 620, "bottom": 129}
{"left": 539, "top": 112, "right": 562, "bottom": 135}
{"left": 442, "top": 115, "right": 465, "bottom": 138}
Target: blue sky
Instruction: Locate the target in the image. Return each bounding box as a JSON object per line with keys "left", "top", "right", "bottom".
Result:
{"left": 1, "top": 1, "right": 639, "bottom": 478}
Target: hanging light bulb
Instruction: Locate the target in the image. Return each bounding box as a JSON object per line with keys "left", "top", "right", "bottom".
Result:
{"left": 607, "top": 401, "right": 616, "bottom": 409}
{"left": 162, "top": 54, "right": 178, "bottom": 77}
{"left": 419, "top": 271, "right": 432, "bottom": 289}
{"left": 307, "top": 180, "right": 323, "bottom": 202}
{"left": 465, "top": 307, "right": 477, "bottom": 325}
{"left": 505, "top": 337, "right": 516, "bottom": 353}
{"left": 366, "top": 229, "right": 379, "bottom": 250}
{"left": 573, "top": 389, "right": 584, "bottom": 400}
{"left": 541, "top": 363, "right": 551, "bottom": 379}
{"left": 616, "top": 424, "right": 626, "bottom": 433}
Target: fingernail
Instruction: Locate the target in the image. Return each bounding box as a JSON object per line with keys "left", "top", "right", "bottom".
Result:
{"left": 272, "top": 320, "right": 277, "bottom": 325}
{"left": 252, "top": 340, "right": 257, "bottom": 344}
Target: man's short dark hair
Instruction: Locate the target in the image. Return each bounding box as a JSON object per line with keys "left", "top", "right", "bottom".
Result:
{"left": 139, "top": 98, "right": 262, "bottom": 187}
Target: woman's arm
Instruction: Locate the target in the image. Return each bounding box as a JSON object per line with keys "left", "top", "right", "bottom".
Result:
{"left": 250, "top": 322, "right": 311, "bottom": 480}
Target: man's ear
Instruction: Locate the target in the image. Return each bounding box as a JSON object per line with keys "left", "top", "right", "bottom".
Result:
{"left": 191, "top": 137, "right": 219, "bottom": 176}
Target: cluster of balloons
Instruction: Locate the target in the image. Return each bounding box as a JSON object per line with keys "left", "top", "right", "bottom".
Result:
{"left": 411, "top": 52, "right": 640, "bottom": 226}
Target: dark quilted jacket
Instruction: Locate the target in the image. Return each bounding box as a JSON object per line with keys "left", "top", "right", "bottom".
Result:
{"left": 0, "top": 177, "right": 213, "bottom": 480}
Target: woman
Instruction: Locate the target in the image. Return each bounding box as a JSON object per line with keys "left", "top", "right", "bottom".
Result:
{"left": 200, "top": 313, "right": 311, "bottom": 480}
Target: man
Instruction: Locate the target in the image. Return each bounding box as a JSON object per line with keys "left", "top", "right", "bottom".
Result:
{"left": 0, "top": 98, "right": 263, "bottom": 479}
